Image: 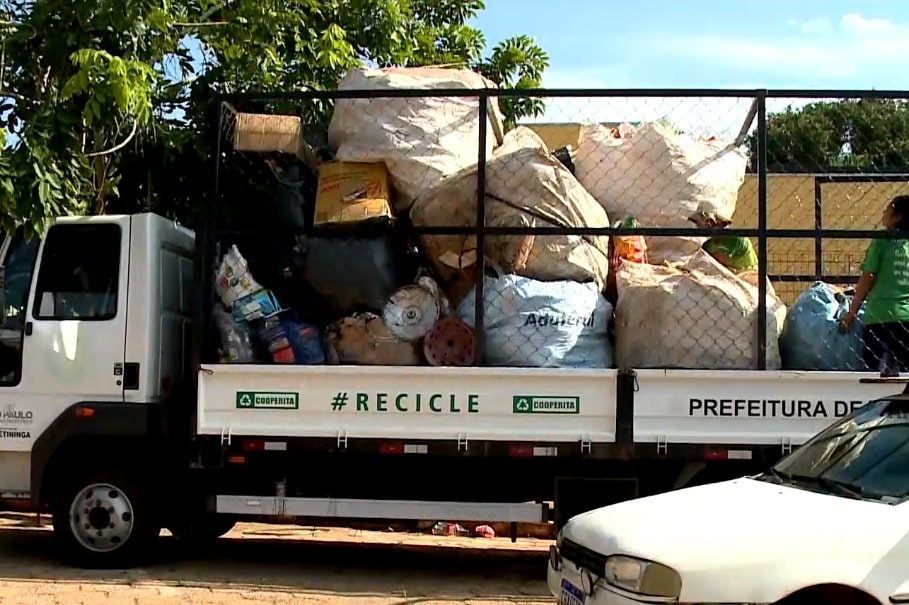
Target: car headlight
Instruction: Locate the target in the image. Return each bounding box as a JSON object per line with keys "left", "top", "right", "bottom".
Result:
{"left": 549, "top": 529, "right": 564, "bottom": 570}
{"left": 604, "top": 555, "right": 682, "bottom": 598}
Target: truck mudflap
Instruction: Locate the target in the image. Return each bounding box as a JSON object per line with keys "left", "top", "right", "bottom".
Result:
{"left": 197, "top": 364, "right": 618, "bottom": 443}
{"left": 632, "top": 369, "right": 897, "bottom": 447}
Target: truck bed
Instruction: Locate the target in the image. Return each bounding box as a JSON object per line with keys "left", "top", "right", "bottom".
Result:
{"left": 198, "top": 365, "right": 897, "bottom": 449}
{"left": 632, "top": 370, "right": 896, "bottom": 447}
{"left": 197, "top": 364, "right": 618, "bottom": 442}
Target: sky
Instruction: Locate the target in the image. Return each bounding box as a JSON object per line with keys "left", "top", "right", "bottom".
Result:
{"left": 469, "top": 1, "right": 909, "bottom": 137}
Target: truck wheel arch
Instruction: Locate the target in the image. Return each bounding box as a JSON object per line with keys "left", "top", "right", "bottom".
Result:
{"left": 30, "top": 401, "right": 163, "bottom": 504}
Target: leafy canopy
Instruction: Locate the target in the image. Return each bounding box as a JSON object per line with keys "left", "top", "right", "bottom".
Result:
{"left": 749, "top": 98, "right": 909, "bottom": 172}
{"left": 0, "top": 0, "right": 550, "bottom": 235}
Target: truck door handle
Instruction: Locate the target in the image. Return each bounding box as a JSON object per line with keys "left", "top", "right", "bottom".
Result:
{"left": 24, "top": 322, "right": 32, "bottom": 336}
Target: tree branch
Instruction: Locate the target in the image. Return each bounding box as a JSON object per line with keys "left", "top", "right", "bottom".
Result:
{"left": 85, "top": 119, "right": 138, "bottom": 157}
{"left": 0, "top": 19, "right": 36, "bottom": 36}
{"left": 172, "top": 21, "right": 229, "bottom": 27}
{"left": 0, "top": 90, "right": 36, "bottom": 103}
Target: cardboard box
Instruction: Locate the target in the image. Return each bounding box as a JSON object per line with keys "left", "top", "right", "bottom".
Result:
{"left": 232, "top": 113, "right": 301, "bottom": 156}
{"left": 315, "top": 162, "right": 393, "bottom": 226}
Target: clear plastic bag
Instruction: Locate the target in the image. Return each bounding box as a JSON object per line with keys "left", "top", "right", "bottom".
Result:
{"left": 213, "top": 306, "right": 257, "bottom": 363}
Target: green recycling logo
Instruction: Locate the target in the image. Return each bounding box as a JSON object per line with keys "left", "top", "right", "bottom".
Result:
{"left": 513, "top": 397, "right": 531, "bottom": 413}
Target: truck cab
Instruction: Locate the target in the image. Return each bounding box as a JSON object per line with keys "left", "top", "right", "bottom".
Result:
{"left": 0, "top": 214, "right": 194, "bottom": 530}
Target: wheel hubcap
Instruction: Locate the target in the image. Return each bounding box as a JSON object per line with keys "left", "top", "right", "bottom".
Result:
{"left": 69, "top": 482, "right": 134, "bottom": 553}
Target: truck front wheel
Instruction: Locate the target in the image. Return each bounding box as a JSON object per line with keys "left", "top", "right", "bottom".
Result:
{"left": 51, "top": 468, "right": 159, "bottom": 568}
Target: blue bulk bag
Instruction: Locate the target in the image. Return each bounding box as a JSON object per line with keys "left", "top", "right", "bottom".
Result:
{"left": 779, "top": 281, "right": 865, "bottom": 371}
{"left": 457, "top": 273, "right": 614, "bottom": 368}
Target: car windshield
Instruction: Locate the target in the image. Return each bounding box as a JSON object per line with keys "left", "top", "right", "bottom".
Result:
{"left": 762, "top": 397, "right": 909, "bottom": 504}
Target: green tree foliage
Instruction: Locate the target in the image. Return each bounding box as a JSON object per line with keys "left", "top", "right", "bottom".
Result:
{"left": 0, "top": 0, "right": 549, "bottom": 233}
{"left": 474, "top": 35, "right": 549, "bottom": 130}
{"left": 0, "top": 0, "right": 182, "bottom": 236}
{"left": 751, "top": 98, "right": 909, "bottom": 172}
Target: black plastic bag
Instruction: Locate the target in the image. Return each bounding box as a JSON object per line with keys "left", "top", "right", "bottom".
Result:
{"left": 296, "top": 228, "right": 418, "bottom": 319}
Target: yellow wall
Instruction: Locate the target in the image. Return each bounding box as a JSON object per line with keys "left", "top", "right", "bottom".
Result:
{"left": 734, "top": 176, "right": 909, "bottom": 303}
{"left": 525, "top": 123, "right": 583, "bottom": 151}
{"left": 524, "top": 122, "right": 620, "bottom": 151}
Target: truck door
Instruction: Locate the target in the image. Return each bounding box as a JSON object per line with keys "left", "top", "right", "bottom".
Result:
{"left": 19, "top": 219, "right": 130, "bottom": 402}
{"left": 0, "top": 219, "right": 130, "bottom": 495}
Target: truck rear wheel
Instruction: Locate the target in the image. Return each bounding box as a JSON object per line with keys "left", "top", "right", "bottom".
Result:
{"left": 51, "top": 468, "right": 159, "bottom": 568}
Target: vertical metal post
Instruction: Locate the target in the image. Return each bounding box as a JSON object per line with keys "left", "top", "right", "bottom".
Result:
{"left": 756, "top": 91, "right": 769, "bottom": 371}
{"left": 813, "top": 179, "right": 823, "bottom": 281}
{"left": 196, "top": 101, "right": 224, "bottom": 368}
{"left": 182, "top": 99, "right": 225, "bottom": 449}
{"left": 473, "top": 92, "right": 488, "bottom": 365}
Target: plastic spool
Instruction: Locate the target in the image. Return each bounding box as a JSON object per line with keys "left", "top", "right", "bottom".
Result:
{"left": 382, "top": 284, "right": 441, "bottom": 341}
{"left": 424, "top": 316, "right": 475, "bottom": 367}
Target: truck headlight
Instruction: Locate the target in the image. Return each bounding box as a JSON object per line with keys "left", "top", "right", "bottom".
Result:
{"left": 604, "top": 555, "right": 682, "bottom": 598}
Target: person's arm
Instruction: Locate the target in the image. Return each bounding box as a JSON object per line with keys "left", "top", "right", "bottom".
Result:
{"left": 848, "top": 272, "right": 876, "bottom": 316}
{"left": 845, "top": 240, "right": 882, "bottom": 319}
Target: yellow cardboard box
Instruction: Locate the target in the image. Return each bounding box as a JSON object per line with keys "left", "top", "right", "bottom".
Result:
{"left": 314, "top": 161, "right": 393, "bottom": 226}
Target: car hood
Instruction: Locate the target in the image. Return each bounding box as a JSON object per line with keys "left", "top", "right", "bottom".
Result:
{"left": 562, "top": 477, "right": 909, "bottom": 602}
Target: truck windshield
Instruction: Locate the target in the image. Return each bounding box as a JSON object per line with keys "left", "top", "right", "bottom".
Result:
{"left": 765, "top": 397, "right": 909, "bottom": 503}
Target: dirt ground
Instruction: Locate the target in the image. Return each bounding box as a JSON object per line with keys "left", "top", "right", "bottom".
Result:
{"left": 0, "top": 512, "right": 552, "bottom": 604}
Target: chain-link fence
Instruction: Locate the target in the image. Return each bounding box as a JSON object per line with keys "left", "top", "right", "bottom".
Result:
{"left": 205, "top": 86, "right": 909, "bottom": 373}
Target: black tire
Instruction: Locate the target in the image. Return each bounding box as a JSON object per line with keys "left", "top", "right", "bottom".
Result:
{"left": 169, "top": 514, "right": 236, "bottom": 545}
{"left": 51, "top": 466, "right": 159, "bottom": 569}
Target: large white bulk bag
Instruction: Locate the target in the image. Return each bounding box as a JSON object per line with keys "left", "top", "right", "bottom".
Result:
{"left": 614, "top": 251, "right": 786, "bottom": 369}
{"left": 574, "top": 121, "right": 748, "bottom": 263}
{"left": 410, "top": 127, "right": 611, "bottom": 290}
{"left": 457, "top": 273, "right": 613, "bottom": 368}
{"left": 328, "top": 67, "right": 505, "bottom": 211}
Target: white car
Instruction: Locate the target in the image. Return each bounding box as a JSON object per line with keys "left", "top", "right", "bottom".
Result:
{"left": 548, "top": 388, "right": 909, "bottom": 605}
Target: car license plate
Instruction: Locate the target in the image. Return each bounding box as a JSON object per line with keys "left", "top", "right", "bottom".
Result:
{"left": 560, "top": 578, "right": 585, "bottom": 605}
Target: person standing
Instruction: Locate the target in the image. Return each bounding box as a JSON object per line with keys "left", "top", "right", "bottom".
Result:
{"left": 841, "top": 195, "right": 909, "bottom": 373}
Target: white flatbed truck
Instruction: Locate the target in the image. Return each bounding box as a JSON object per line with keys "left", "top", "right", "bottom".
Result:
{"left": 0, "top": 212, "right": 895, "bottom": 567}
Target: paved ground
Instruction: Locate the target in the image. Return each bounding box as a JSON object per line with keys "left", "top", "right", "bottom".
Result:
{"left": 0, "top": 513, "right": 552, "bottom": 604}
